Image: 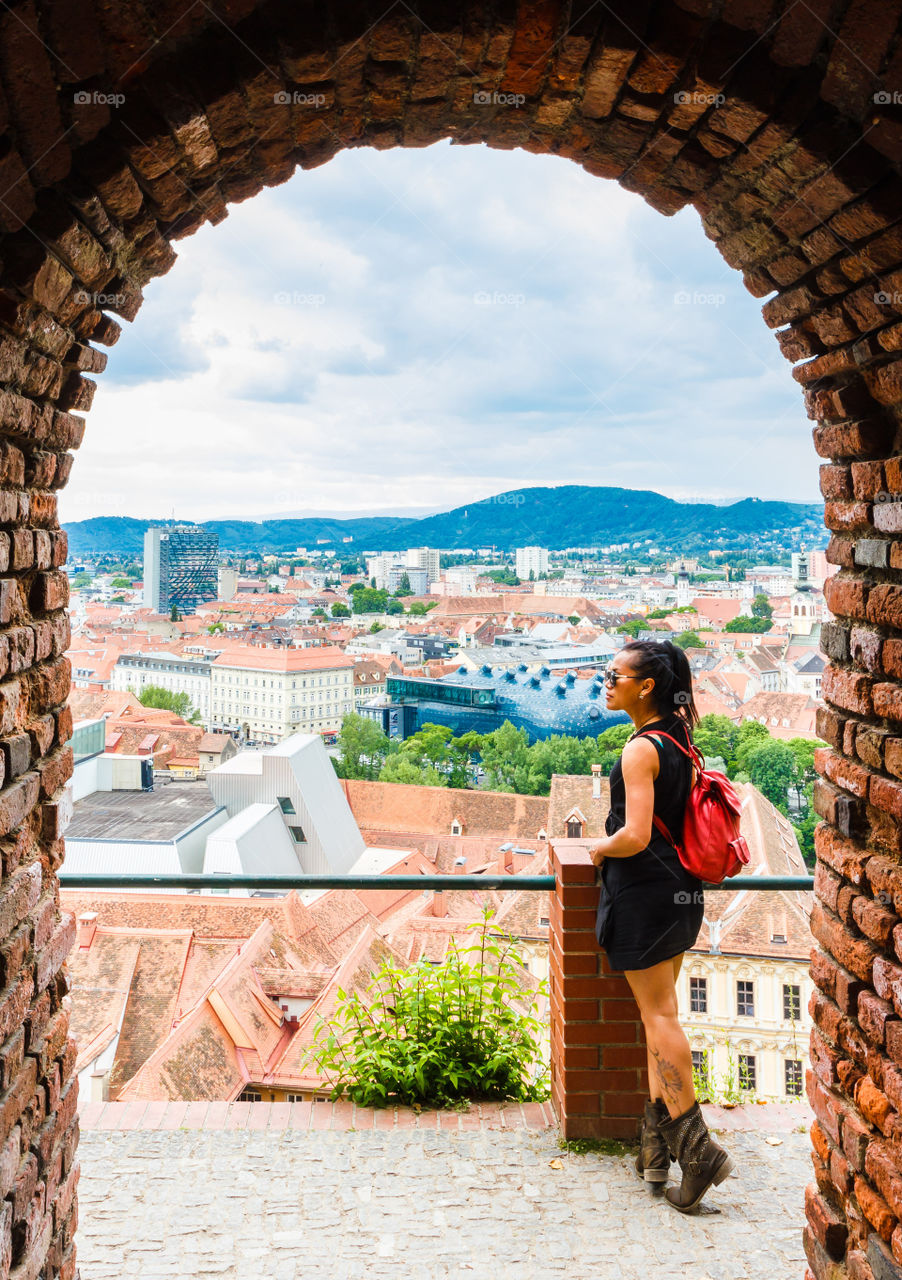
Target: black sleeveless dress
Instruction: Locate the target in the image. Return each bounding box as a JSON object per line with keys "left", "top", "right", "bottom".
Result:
{"left": 594, "top": 712, "right": 704, "bottom": 971}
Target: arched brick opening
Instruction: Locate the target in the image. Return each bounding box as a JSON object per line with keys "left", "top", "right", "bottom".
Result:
{"left": 0, "top": 0, "right": 900, "bottom": 1275}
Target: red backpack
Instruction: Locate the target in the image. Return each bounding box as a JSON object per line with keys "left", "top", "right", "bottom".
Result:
{"left": 641, "top": 731, "right": 751, "bottom": 884}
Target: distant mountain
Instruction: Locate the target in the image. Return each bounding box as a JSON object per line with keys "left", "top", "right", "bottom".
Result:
{"left": 63, "top": 486, "right": 824, "bottom": 557}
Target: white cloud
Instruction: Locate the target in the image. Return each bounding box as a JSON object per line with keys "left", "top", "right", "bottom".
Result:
{"left": 60, "top": 140, "right": 817, "bottom": 525}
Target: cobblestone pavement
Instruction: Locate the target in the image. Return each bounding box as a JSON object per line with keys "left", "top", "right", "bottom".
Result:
{"left": 74, "top": 1102, "right": 812, "bottom": 1280}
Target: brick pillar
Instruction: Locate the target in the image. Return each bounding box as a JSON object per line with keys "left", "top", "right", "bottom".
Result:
{"left": 548, "top": 839, "right": 646, "bottom": 1140}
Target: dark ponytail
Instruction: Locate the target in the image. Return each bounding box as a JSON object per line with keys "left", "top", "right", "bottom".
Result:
{"left": 620, "top": 639, "right": 699, "bottom": 731}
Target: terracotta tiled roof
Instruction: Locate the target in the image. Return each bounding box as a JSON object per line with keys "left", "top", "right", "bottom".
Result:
{"left": 68, "top": 689, "right": 144, "bottom": 722}
{"left": 546, "top": 774, "right": 610, "bottom": 839}
{"left": 737, "top": 691, "right": 819, "bottom": 739}
{"left": 212, "top": 644, "right": 353, "bottom": 672}
{"left": 343, "top": 779, "right": 548, "bottom": 840}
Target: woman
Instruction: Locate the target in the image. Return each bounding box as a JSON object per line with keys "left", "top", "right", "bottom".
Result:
{"left": 589, "top": 639, "right": 735, "bottom": 1212}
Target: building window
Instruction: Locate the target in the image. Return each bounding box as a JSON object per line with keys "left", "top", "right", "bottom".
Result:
{"left": 689, "top": 976, "right": 707, "bottom": 1013}
{"left": 288, "top": 826, "right": 306, "bottom": 843}
{"left": 783, "top": 983, "right": 801, "bottom": 1021}
{"left": 737, "top": 980, "right": 754, "bottom": 1017}
{"left": 691, "top": 1049, "right": 710, "bottom": 1086}
{"left": 239, "top": 1088, "right": 262, "bottom": 1102}
{"left": 738, "top": 1054, "right": 756, "bottom": 1092}
{"left": 566, "top": 818, "right": 583, "bottom": 838}
{"left": 785, "top": 1060, "right": 803, "bottom": 1097}
{"left": 277, "top": 797, "right": 296, "bottom": 814}
{"left": 286, "top": 1093, "right": 303, "bottom": 1103}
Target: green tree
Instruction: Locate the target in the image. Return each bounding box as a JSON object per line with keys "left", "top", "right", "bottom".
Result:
{"left": 616, "top": 619, "right": 646, "bottom": 638}
{"left": 369, "top": 621, "right": 384, "bottom": 633}
{"left": 792, "top": 783, "right": 817, "bottom": 869}
{"left": 72, "top": 571, "right": 92, "bottom": 588}
{"left": 331, "top": 602, "right": 350, "bottom": 618}
{"left": 477, "top": 721, "right": 533, "bottom": 793}
{"left": 311, "top": 607, "right": 326, "bottom": 618}
{"left": 170, "top": 604, "right": 179, "bottom": 621}
{"left": 734, "top": 720, "right": 772, "bottom": 775}
{"left": 568, "top": 615, "right": 580, "bottom": 626}
{"left": 674, "top": 630, "right": 703, "bottom": 650}
{"left": 334, "top": 713, "right": 391, "bottom": 780}
{"left": 724, "top": 614, "right": 771, "bottom": 633}
{"left": 111, "top": 576, "right": 132, "bottom": 588}
{"left": 385, "top": 598, "right": 404, "bottom": 615}
{"left": 207, "top": 622, "right": 225, "bottom": 634}
{"left": 352, "top": 587, "right": 389, "bottom": 614}
{"left": 378, "top": 755, "right": 446, "bottom": 786}
{"left": 694, "top": 714, "right": 739, "bottom": 770}
{"left": 744, "top": 740, "right": 797, "bottom": 814}
{"left": 394, "top": 572, "right": 413, "bottom": 598}
{"left": 786, "top": 736, "right": 821, "bottom": 806}
{"left": 136, "top": 685, "right": 200, "bottom": 724}
{"left": 751, "top": 592, "right": 773, "bottom": 620}
{"left": 408, "top": 601, "right": 428, "bottom": 615}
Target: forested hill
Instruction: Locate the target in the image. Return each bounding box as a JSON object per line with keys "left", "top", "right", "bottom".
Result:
{"left": 64, "top": 486, "right": 823, "bottom": 556}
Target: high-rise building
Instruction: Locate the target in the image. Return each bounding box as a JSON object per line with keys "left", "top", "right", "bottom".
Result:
{"left": 388, "top": 565, "right": 429, "bottom": 594}
{"left": 406, "top": 546, "right": 441, "bottom": 585}
{"left": 143, "top": 526, "right": 218, "bottom": 616}
{"left": 515, "top": 546, "right": 549, "bottom": 580}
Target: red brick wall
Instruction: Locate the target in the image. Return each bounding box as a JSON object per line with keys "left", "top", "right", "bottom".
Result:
{"left": 0, "top": 2, "right": 897, "bottom": 1275}
{"left": 548, "top": 839, "right": 646, "bottom": 1141}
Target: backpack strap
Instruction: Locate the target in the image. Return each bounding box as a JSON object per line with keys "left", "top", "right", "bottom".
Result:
{"left": 652, "top": 814, "right": 677, "bottom": 846}
{"left": 638, "top": 729, "right": 704, "bottom": 774}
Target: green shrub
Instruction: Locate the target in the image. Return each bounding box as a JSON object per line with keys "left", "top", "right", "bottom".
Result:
{"left": 306, "top": 911, "right": 549, "bottom": 1108}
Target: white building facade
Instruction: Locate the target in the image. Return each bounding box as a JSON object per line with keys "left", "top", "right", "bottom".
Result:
{"left": 209, "top": 645, "right": 355, "bottom": 744}
{"left": 111, "top": 650, "right": 213, "bottom": 721}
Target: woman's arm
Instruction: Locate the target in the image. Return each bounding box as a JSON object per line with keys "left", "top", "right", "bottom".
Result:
{"left": 589, "top": 738, "right": 659, "bottom": 866}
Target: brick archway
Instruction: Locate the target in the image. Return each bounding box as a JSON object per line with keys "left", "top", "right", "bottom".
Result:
{"left": 0, "top": 1, "right": 900, "bottom": 1275}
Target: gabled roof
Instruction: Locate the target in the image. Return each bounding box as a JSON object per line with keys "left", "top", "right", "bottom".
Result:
{"left": 547, "top": 774, "right": 610, "bottom": 839}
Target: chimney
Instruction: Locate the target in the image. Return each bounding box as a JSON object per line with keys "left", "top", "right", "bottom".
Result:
{"left": 503, "top": 844, "right": 514, "bottom": 873}
{"left": 77, "top": 913, "right": 98, "bottom": 949}
{"left": 433, "top": 891, "right": 448, "bottom": 919}
{"left": 453, "top": 857, "right": 467, "bottom": 875}
{"left": 591, "top": 763, "right": 602, "bottom": 801}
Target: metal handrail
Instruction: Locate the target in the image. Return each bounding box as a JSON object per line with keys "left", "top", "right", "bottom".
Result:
{"left": 56, "top": 873, "right": 815, "bottom": 891}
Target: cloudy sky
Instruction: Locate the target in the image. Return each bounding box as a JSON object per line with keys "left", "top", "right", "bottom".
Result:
{"left": 60, "top": 139, "right": 817, "bottom": 526}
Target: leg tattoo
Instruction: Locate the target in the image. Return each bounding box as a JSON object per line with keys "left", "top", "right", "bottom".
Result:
{"left": 650, "top": 1046, "right": 683, "bottom": 1104}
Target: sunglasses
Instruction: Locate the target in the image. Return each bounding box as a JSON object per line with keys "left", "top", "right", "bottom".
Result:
{"left": 603, "top": 669, "right": 641, "bottom": 687}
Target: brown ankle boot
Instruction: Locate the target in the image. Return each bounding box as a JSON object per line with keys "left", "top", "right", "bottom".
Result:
{"left": 635, "top": 1098, "right": 671, "bottom": 1183}
{"left": 658, "top": 1100, "right": 735, "bottom": 1211}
